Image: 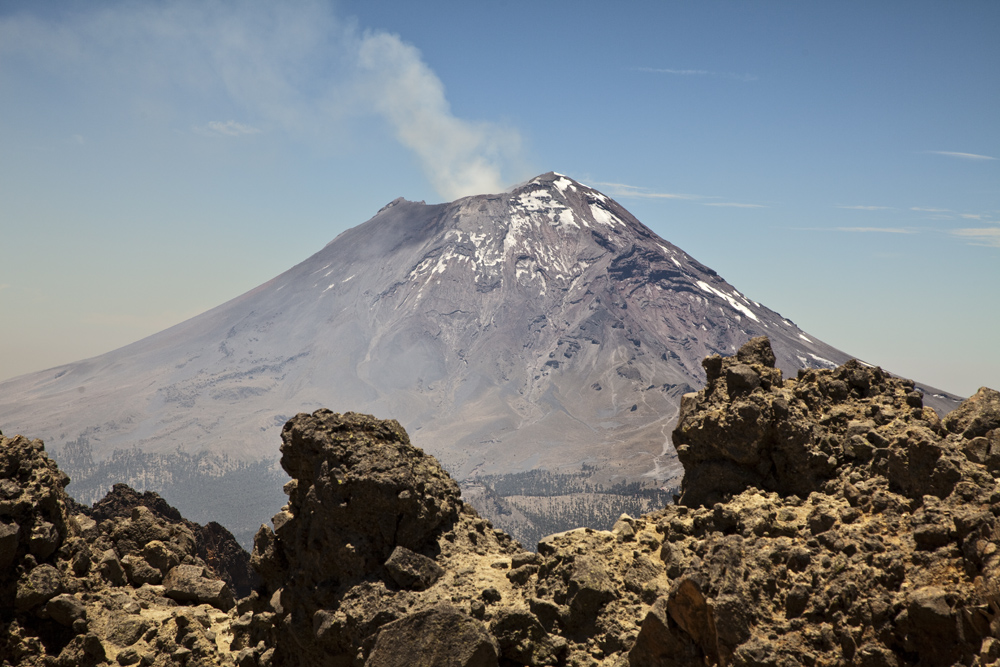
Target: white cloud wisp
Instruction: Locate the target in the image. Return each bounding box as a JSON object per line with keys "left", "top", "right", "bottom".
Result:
{"left": 0, "top": 2, "right": 521, "bottom": 200}
{"left": 924, "top": 151, "right": 997, "bottom": 161}
{"left": 591, "top": 182, "right": 702, "bottom": 200}
{"left": 952, "top": 228, "right": 1000, "bottom": 248}
{"left": 356, "top": 32, "right": 519, "bottom": 200}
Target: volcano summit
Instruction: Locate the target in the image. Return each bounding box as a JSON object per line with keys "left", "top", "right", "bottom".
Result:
{"left": 0, "top": 173, "right": 959, "bottom": 545}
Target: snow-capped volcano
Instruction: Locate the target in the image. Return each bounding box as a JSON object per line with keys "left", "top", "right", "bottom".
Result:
{"left": 0, "top": 172, "right": 959, "bottom": 544}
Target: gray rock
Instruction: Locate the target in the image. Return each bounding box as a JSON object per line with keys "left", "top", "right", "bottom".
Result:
{"left": 162, "top": 564, "right": 235, "bottom": 611}
{"left": 736, "top": 336, "right": 777, "bottom": 367}
{"left": 490, "top": 608, "right": 565, "bottom": 666}
{"left": 142, "top": 539, "right": 180, "bottom": 574}
{"left": 15, "top": 563, "right": 64, "bottom": 611}
{"left": 725, "top": 363, "right": 761, "bottom": 397}
{"left": 624, "top": 554, "right": 660, "bottom": 593}
{"left": 944, "top": 387, "right": 1000, "bottom": 439}
{"left": 565, "top": 555, "right": 615, "bottom": 628}
{"left": 122, "top": 554, "right": 163, "bottom": 586}
{"left": 384, "top": 545, "right": 444, "bottom": 591}
{"left": 45, "top": 593, "right": 87, "bottom": 627}
{"left": 106, "top": 616, "right": 151, "bottom": 647}
{"left": 28, "top": 519, "right": 59, "bottom": 559}
{"left": 366, "top": 604, "right": 498, "bottom": 667}
{"left": 99, "top": 548, "right": 127, "bottom": 587}
{"left": 528, "top": 598, "right": 565, "bottom": 633}
{"left": 506, "top": 563, "right": 537, "bottom": 585}
{"left": 510, "top": 551, "right": 540, "bottom": 569}
{"left": 116, "top": 647, "right": 141, "bottom": 665}
{"left": 0, "top": 520, "right": 19, "bottom": 569}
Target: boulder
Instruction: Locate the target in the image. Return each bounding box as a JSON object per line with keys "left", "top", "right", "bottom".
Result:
{"left": 106, "top": 615, "right": 151, "bottom": 648}
{"left": 629, "top": 597, "right": 702, "bottom": 667}
{"left": 944, "top": 387, "right": 1000, "bottom": 439}
{"left": 384, "top": 545, "right": 444, "bottom": 590}
{"left": 28, "top": 519, "right": 60, "bottom": 558}
{"left": 15, "top": 563, "right": 64, "bottom": 611}
{"left": 0, "top": 520, "right": 19, "bottom": 568}
{"left": 565, "top": 555, "right": 615, "bottom": 628}
{"left": 45, "top": 593, "right": 88, "bottom": 627}
{"left": 366, "top": 605, "right": 498, "bottom": 667}
{"left": 99, "top": 548, "right": 127, "bottom": 587}
{"left": 490, "top": 608, "right": 565, "bottom": 666}
{"left": 121, "top": 553, "right": 163, "bottom": 586}
{"left": 163, "top": 564, "right": 235, "bottom": 611}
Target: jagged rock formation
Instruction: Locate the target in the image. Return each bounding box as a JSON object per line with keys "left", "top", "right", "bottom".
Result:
{"left": 639, "top": 338, "right": 1000, "bottom": 665}
{"left": 0, "top": 434, "right": 252, "bottom": 667}
{"left": 3, "top": 336, "right": 997, "bottom": 666}
{"left": 85, "top": 484, "right": 258, "bottom": 599}
{"left": 233, "top": 345, "right": 1000, "bottom": 666}
{"left": 0, "top": 173, "right": 962, "bottom": 548}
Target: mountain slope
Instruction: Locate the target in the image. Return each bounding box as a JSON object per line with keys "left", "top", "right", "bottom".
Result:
{"left": 0, "top": 173, "right": 961, "bottom": 544}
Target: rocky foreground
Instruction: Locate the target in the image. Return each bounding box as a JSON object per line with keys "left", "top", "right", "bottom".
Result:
{"left": 3, "top": 337, "right": 1000, "bottom": 666}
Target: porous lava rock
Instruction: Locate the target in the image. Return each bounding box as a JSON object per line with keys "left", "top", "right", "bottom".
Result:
{"left": 236, "top": 351, "right": 1000, "bottom": 666}
{"left": 635, "top": 337, "right": 1000, "bottom": 666}
{"left": 249, "top": 410, "right": 521, "bottom": 666}
{"left": 88, "top": 483, "right": 258, "bottom": 598}
{"left": 0, "top": 434, "right": 246, "bottom": 667}
{"left": 6, "top": 336, "right": 1000, "bottom": 667}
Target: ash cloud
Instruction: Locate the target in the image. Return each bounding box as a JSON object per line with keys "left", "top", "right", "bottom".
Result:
{"left": 0, "top": 1, "right": 520, "bottom": 199}
{"left": 356, "top": 32, "right": 519, "bottom": 200}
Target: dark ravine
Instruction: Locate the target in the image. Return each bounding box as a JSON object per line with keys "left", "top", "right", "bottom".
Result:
{"left": 2, "top": 337, "right": 999, "bottom": 666}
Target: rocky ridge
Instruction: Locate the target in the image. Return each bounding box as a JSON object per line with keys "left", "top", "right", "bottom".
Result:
{"left": 3, "top": 336, "right": 999, "bottom": 666}
{"left": 237, "top": 339, "right": 1000, "bottom": 667}
{"left": 0, "top": 435, "right": 255, "bottom": 667}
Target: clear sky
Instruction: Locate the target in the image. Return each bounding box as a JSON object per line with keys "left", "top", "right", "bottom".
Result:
{"left": 1, "top": 1, "right": 997, "bottom": 397}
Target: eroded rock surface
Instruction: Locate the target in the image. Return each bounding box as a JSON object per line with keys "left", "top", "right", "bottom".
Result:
{"left": 4, "top": 336, "right": 1000, "bottom": 666}
{"left": 644, "top": 337, "right": 1000, "bottom": 666}
{"left": 0, "top": 435, "right": 246, "bottom": 667}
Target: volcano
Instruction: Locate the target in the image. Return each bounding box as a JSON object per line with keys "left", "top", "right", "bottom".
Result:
{"left": 0, "top": 173, "right": 960, "bottom": 545}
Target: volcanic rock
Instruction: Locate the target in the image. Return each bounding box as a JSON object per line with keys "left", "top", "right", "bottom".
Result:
{"left": 87, "top": 483, "right": 258, "bottom": 598}
{"left": 0, "top": 434, "right": 245, "bottom": 667}
{"left": 239, "top": 338, "right": 1000, "bottom": 666}
{"left": 365, "top": 604, "right": 499, "bottom": 667}
{"left": 3, "top": 335, "right": 998, "bottom": 666}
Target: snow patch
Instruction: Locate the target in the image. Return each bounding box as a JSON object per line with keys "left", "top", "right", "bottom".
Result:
{"left": 556, "top": 208, "right": 580, "bottom": 229}
{"left": 513, "top": 189, "right": 580, "bottom": 232}
{"left": 695, "top": 281, "right": 760, "bottom": 322}
{"left": 588, "top": 190, "right": 608, "bottom": 203}
{"left": 589, "top": 203, "right": 621, "bottom": 227}
{"left": 809, "top": 353, "right": 836, "bottom": 369}
{"left": 798, "top": 333, "right": 812, "bottom": 343}
{"left": 518, "top": 190, "right": 553, "bottom": 212}
{"left": 311, "top": 263, "right": 332, "bottom": 276}
{"left": 553, "top": 176, "right": 577, "bottom": 193}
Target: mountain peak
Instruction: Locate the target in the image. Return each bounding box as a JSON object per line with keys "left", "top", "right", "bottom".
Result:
{"left": 501, "top": 171, "right": 627, "bottom": 230}
{"left": 0, "top": 172, "right": 963, "bottom": 548}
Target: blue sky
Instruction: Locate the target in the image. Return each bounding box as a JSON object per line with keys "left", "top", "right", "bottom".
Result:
{"left": 1, "top": 1, "right": 997, "bottom": 397}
